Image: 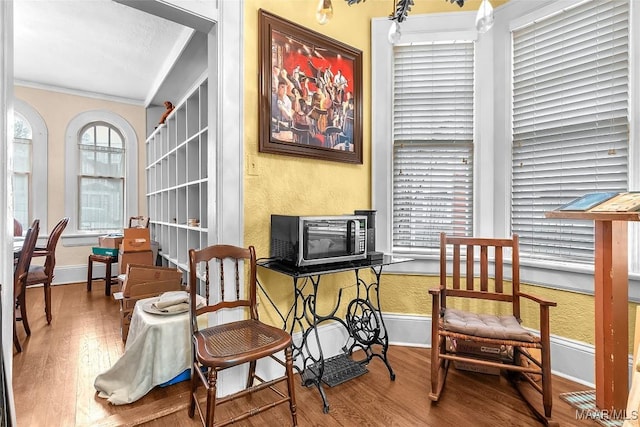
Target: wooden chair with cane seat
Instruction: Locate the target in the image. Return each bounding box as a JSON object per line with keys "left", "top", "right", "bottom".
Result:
{"left": 429, "top": 233, "right": 558, "bottom": 426}
{"left": 14, "top": 219, "right": 40, "bottom": 353}
{"left": 188, "top": 244, "right": 297, "bottom": 427}
{"left": 26, "top": 217, "right": 69, "bottom": 324}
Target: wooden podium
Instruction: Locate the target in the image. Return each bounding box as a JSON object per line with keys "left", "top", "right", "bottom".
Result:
{"left": 545, "top": 210, "right": 640, "bottom": 411}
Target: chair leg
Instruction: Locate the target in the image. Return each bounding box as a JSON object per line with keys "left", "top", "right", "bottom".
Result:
{"left": 14, "top": 311, "right": 22, "bottom": 353}
{"left": 87, "top": 255, "right": 93, "bottom": 292}
{"left": 430, "top": 334, "right": 449, "bottom": 401}
{"left": 285, "top": 346, "right": 298, "bottom": 426}
{"left": 44, "top": 280, "right": 52, "bottom": 324}
{"left": 206, "top": 369, "right": 218, "bottom": 427}
{"left": 189, "top": 363, "right": 198, "bottom": 418}
{"left": 18, "top": 291, "right": 30, "bottom": 336}
{"left": 429, "top": 295, "right": 449, "bottom": 401}
{"left": 246, "top": 361, "right": 256, "bottom": 389}
{"left": 541, "top": 343, "right": 553, "bottom": 418}
{"left": 430, "top": 333, "right": 439, "bottom": 400}
{"left": 105, "top": 261, "right": 112, "bottom": 296}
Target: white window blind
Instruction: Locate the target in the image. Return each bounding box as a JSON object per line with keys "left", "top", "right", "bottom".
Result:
{"left": 393, "top": 42, "right": 474, "bottom": 250}
{"left": 512, "top": 0, "right": 629, "bottom": 262}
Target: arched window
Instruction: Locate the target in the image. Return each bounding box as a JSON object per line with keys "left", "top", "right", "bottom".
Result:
{"left": 13, "top": 100, "right": 48, "bottom": 233}
{"left": 65, "top": 110, "right": 138, "bottom": 237}
{"left": 77, "top": 122, "right": 125, "bottom": 231}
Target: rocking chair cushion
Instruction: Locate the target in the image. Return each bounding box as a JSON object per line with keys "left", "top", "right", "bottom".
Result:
{"left": 443, "top": 307, "right": 537, "bottom": 343}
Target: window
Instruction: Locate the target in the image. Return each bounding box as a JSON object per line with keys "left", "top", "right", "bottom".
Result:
{"left": 372, "top": 13, "right": 485, "bottom": 268}
{"left": 13, "top": 112, "right": 32, "bottom": 228}
{"left": 511, "top": 0, "right": 630, "bottom": 263}
{"left": 77, "top": 122, "right": 125, "bottom": 231}
{"left": 392, "top": 42, "right": 475, "bottom": 250}
{"left": 65, "top": 110, "right": 138, "bottom": 239}
{"left": 373, "top": 2, "right": 640, "bottom": 292}
{"left": 13, "top": 99, "right": 48, "bottom": 233}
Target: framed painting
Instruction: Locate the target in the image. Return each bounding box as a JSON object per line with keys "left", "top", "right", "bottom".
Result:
{"left": 258, "top": 9, "right": 363, "bottom": 164}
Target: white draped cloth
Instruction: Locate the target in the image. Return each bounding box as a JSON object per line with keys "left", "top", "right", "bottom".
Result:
{"left": 94, "top": 294, "right": 203, "bottom": 405}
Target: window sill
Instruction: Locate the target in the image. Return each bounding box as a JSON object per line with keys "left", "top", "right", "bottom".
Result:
{"left": 61, "top": 233, "right": 102, "bottom": 247}
{"left": 382, "top": 251, "right": 640, "bottom": 303}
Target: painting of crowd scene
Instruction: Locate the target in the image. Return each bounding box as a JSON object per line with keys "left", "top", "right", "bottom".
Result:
{"left": 259, "top": 10, "right": 362, "bottom": 164}
{"left": 271, "top": 29, "right": 355, "bottom": 151}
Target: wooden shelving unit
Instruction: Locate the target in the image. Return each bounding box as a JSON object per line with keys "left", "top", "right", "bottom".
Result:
{"left": 145, "top": 76, "right": 209, "bottom": 272}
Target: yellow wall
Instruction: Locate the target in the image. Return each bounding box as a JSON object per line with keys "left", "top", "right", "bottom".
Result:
{"left": 243, "top": 0, "right": 637, "bottom": 351}
{"left": 14, "top": 86, "right": 147, "bottom": 266}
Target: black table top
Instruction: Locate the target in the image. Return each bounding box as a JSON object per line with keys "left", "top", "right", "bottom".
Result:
{"left": 257, "top": 254, "right": 412, "bottom": 278}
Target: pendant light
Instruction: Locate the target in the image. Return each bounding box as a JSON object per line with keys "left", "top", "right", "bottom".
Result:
{"left": 316, "top": 0, "right": 334, "bottom": 25}
{"left": 388, "top": 20, "right": 402, "bottom": 44}
{"left": 341, "top": 0, "right": 494, "bottom": 37}
{"left": 475, "top": 0, "right": 494, "bottom": 34}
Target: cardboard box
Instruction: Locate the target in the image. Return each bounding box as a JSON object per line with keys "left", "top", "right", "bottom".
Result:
{"left": 122, "top": 227, "right": 151, "bottom": 252}
{"left": 92, "top": 247, "right": 118, "bottom": 257}
{"left": 99, "top": 234, "right": 124, "bottom": 249}
{"left": 118, "top": 249, "right": 154, "bottom": 274}
{"left": 519, "top": 348, "right": 542, "bottom": 382}
{"left": 119, "top": 279, "right": 184, "bottom": 312}
{"left": 121, "top": 264, "right": 183, "bottom": 297}
{"left": 454, "top": 360, "right": 501, "bottom": 376}
{"left": 451, "top": 339, "right": 513, "bottom": 362}
{"left": 117, "top": 264, "right": 183, "bottom": 341}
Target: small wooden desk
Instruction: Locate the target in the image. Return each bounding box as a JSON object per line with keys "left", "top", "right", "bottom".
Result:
{"left": 545, "top": 210, "right": 640, "bottom": 411}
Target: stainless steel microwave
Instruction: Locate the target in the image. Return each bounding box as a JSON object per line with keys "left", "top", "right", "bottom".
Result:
{"left": 270, "top": 215, "right": 367, "bottom": 267}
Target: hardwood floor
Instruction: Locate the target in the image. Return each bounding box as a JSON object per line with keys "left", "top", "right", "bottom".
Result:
{"left": 13, "top": 282, "right": 597, "bottom": 426}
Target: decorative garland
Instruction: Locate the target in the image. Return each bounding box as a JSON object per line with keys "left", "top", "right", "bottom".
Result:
{"left": 344, "top": 0, "right": 466, "bottom": 23}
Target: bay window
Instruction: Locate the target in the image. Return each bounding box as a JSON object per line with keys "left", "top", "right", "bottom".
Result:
{"left": 372, "top": 0, "right": 640, "bottom": 295}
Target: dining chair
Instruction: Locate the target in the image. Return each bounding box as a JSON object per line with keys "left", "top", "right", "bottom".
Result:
{"left": 26, "top": 217, "right": 69, "bottom": 324}
{"left": 187, "top": 244, "right": 297, "bottom": 427}
{"left": 430, "top": 233, "right": 557, "bottom": 426}
{"left": 13, "top": 218, "right": 23, "bottom": 237}
{"left": 14, "top": 219, "right": 40, "bottom": 353}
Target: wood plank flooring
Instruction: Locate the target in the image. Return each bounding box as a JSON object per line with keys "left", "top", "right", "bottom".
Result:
{"left": 13, "top": 282, "right": 598, "bottom": 426}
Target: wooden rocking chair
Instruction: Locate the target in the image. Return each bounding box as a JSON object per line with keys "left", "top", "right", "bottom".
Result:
{"left": 429, "top": 233, "right": 558, "bottom": 426}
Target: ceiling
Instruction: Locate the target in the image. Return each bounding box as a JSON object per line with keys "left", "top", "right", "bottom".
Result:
{"left": 13, "top": 0, "right": 194, "bottom": 106}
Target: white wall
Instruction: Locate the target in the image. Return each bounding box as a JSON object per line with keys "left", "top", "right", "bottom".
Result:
{"left": 1, "top": 1, "right": 17, "bottom": 423}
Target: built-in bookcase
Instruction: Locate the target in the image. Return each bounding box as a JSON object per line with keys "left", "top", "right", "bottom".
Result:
{"left": 146, "top": 76, "right": 209, "bottom": 272}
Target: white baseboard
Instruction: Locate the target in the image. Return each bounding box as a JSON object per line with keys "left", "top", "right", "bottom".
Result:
{"left": 51, "top": 263, "right": 110, "bottom": 286}
{"left": 53, "top": 259, "right": 160, "bottom": 286}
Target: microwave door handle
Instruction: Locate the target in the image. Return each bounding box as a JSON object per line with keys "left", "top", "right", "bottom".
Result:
{"left": 347, "top": 219, "right": 360, "bottom": 255}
